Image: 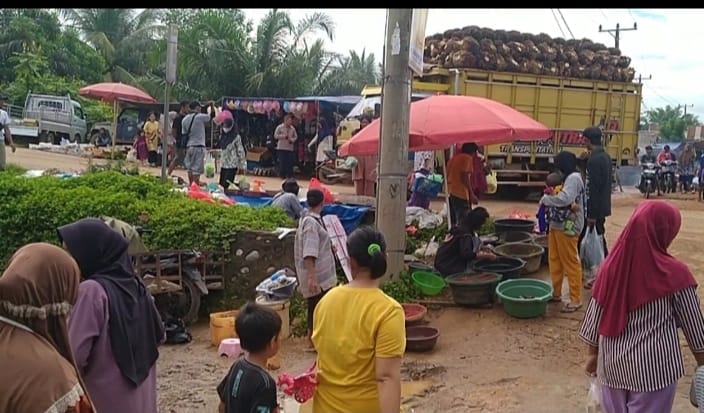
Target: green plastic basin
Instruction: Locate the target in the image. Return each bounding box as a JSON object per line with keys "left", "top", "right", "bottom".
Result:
{"left": 411, "top": 270, "right": 446, "bottom": 296}
{"left": 495, "top": 278, "right": 553, "bottom": 319}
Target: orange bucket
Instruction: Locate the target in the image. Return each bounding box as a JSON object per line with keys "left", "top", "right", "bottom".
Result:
{"left": 209, "top": 310, "right": 238, "bottom": 346}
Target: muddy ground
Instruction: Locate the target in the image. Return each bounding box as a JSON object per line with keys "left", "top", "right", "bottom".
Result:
{"left": 9, "top": 149, "right": 704, "bottom": 413}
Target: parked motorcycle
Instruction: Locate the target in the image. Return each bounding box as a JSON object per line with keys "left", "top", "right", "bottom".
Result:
{"left": 133, "top": 226, "right": 209, "bottom": 324}
{"left": 639, "top": 163, "right": 659, "bottom": 198}
{"left": 659, "top": 160, "right": 678, "bottom": 194}
{"left": 317, "top": 150, "right": 354, "bottom": 185}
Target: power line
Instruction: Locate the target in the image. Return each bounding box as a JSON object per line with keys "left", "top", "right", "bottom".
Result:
{"left": 557, "top": 9, "right": 575, "bottom": 39}
{"left": 627, "top": 9, "right": 637, "bottom": 23}
{"left": 643, "top": 83, "right": 676, "bottom": 106}
{"left": 550, "top": 9, "right": 567, "bottom": 38}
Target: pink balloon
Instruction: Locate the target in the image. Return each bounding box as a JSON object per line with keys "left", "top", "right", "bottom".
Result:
{"left": 272, "top": 101, "right": 280, "bottom": 111}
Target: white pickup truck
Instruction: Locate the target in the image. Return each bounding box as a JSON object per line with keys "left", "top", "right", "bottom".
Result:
{"left": 7, "top": 93, "right": 88, "bottom": 144}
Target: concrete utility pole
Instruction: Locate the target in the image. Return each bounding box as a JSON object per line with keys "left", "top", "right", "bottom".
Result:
{"left": 679, "top": 104, "right": 694, "bottom": 117}
{"left": 598, "top": 22, "right": 637, "bottom": 49}
{"left": 161, "top": 24, "right": 178, "bottom": 183}
{"left": 376, "top": 9, "right": 413, "bottom": 282}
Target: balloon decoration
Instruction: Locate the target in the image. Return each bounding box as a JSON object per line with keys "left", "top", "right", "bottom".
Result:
{"left": 272, "top": 101, "right": 280, "bottom": 111}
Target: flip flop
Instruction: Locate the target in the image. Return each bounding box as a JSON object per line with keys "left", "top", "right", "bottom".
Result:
{"left": 561, "top": 303, "right": 583, "bottom": 313}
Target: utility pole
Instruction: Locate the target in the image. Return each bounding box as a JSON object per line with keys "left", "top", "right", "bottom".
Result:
{"left": 680, "top": 104, "right": 694, "bottom": 117}
{"left": 161, "top": 24, "right": 178, "bottom": 183}
{"left": 376, "top": 9, "right": 413, "bottom": 282}
{"left": 637, "top": 74, "right": 652, "bottom": 84}
{"left": 598, "top": 22, "right": 637, "bottom": 49}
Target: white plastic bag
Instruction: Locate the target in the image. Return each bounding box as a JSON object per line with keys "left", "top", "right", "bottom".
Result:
{"left": 694, "top": 176, "right": 700, "bottom": 187}
{"left": 586, "top": 378, "right": 603, "bottom": 413}
{"left": 580, "top": 227, "right": 605, "bottom": 275}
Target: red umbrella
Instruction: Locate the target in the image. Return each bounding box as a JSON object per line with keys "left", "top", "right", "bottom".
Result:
{"left": 79, "top": 82, "right": 156, "bottom": 103}
{"left": 339, "top": 95, "right": 550, "bottom": 157}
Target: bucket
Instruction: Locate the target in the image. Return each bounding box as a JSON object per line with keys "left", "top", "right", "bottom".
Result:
{"left": 256, "top": 295, "right": 291, "bottom": 339}
{"left": 210, "top": 310, "right": 238, "bottom": 347}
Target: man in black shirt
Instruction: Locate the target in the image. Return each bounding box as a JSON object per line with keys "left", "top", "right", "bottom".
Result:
{"left": 217, "top": 303, "right": 281, "bottom": 413}
{"left": 581, "top": 126, "right": 612, "bottom": 257}
{"left": 639, "top": 145, "right": 660, "bottom": 195}
{"left": 167, "top": 100, "right": 190, "bottom": 176}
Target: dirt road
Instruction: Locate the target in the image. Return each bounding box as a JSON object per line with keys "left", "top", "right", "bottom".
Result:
{"left": 9, "top": 148, "right": 704, "bottom": 412}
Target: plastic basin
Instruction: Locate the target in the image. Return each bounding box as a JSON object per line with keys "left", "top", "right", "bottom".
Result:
{"left": 494, "top": 218, "right": 536, "bottom": 234}
{"left": 411, "top": 271, "right": 446, "bottom": 296}
{"left": 533, "top": 235, "right": 549, "bottom": 265}
{"left": 408, "top": 261, "right": 434, "bottom": 274}
{"left": 402, "top": 303, "right": 427, "bottom": 325}
{"left": 495, "top": 279, "right": 554, "bottom": 319}
{"left": 493, "top": 242, "right": 545, "bottom": 274}
{"left": 471, "top": 257, "right": 526, "bottom": 281}
{"left": 406, "top": 326, "right": 440, "bottom": 352}
{"left": 446, "top": 272, "right": 503, "bottom": 307}
{"left": 497, "top": 231, "right": 534, "bottom": 245}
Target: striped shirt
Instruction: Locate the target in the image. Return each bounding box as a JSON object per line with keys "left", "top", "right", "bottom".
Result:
{"left": 294, "top": 211, "right": 337, "bottom": 299}
{"left": 579, "top": 287, "right": 704, "bottom": 392}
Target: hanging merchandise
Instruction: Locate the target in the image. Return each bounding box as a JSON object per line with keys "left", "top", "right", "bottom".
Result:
{"left": 263, "top": 101, "right": 272, "bottom": 112}
{"left": 233, "top": 100, "right": 241, "bottom": 110}
{"left": 283, "top": 101, "right": 290, "bottom": 112}
{"left": 226, "top": 99, "right": 236, "bottom": 110}
{"left": 272, "top": 100, "right": 281, "bottom": 111}
{"left": 253, "top": 101, "right": 263, "bottom": 114}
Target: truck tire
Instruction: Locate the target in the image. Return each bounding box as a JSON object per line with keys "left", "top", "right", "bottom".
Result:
{"left": 47, "top": 132, "right": 56, "bottom": 145}
{"left": 154, "top": 278, "right": 201, "bottom": 325}
{"left": 71, "top": 133, "right": 81, "bottom": 143}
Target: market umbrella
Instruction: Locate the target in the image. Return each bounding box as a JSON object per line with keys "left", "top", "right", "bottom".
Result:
{"left": 79, "top": 82, "right": 156, "bottom": 104}
{"left": 338, "top": 95, "right": 551, "bottom": 157}
{"left": 79, "top": 82, "right": 157, "bottom": 153}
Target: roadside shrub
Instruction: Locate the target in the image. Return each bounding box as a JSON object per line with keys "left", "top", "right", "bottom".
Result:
{"left": 0, "top": 170, "right": 292, "bottom": 267}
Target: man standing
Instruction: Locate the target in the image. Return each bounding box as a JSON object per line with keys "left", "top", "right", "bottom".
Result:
{"left": 0, "top": 94, "right": 17, "bottom": 170}
{"left": 446, "top": 142, "right": 479, "bottom": 225}
{"left": 294, "top": 189, "right": 336, "bottom": 349}
{"left": 274, "top": 113, "right": 298, "bottom": 178}
{"left": 181, "top": 101, "right": 215, "bottom": 185}
{"left": 582, "top": 126, "right": 611, "bottom": 257}
{"left": 167, "top": 100, "right": 190, "bottom": 176}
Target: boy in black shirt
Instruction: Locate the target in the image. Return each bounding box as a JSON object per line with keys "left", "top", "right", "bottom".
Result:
{"left": 217, "top": 303, "right": 282, "bottom": 413}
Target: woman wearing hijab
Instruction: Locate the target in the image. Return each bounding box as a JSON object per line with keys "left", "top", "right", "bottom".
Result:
{"left": 218, "top": 117, "right": 247, "bottom": 189}
{"left": 580, "top": 201, "right": 704, "bottom": 413}
{"left": 0, "top": 243, "right": 93, "bottom": 413}
{"left": 539, "top": 151, "right": 585, "bottom": 313}
{"left": 59, "top": 218, "right": 165, "bottom": 413}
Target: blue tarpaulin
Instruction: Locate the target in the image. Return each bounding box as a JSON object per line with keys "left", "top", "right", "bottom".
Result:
{"left": 228, "top": 195, "right": 370, "bottom": 234}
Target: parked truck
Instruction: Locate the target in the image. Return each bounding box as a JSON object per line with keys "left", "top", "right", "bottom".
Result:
{"left": 347, "top": 66, "right": 641, "bottom": 187}
{"left": 7, "top": 93, "right": 88, "bottom": 144}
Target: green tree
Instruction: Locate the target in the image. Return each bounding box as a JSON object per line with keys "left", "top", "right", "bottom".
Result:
{"left": 316, "top": 49, "right": 380, "bottom": 95}
{"left": 645, "top": 105, "right": 700, "bottom": 141}
{"left": 59, "top": 8, "right": 164, "bottom": 84}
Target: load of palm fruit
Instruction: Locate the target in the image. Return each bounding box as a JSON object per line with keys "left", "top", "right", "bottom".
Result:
{"left": 424, "top": 26, "right": 636, "bottom": 82}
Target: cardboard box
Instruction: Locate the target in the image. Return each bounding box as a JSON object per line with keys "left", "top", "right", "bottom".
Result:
{"left": 246, "top": 146, "right": 272, "bottom": 162}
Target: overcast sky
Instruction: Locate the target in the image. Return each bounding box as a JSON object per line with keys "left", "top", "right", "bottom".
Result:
{"left": 241, "top": 8, "right": 702, "bottom": 119}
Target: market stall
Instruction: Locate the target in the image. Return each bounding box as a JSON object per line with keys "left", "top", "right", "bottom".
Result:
{"left": 338, "top": 95, "right": 551, "bottom": 226}
{"left": 219, "top": 96, "right": 358, "bottom": 177}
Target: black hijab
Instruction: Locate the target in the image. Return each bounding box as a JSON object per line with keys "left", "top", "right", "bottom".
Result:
{"left": 218, "top": 118, "right": 238, "bottom": 149}
{"left": 58, "top": 218, "right": 164, "bottom": 387}
{"left": 554, "top": 151, "right": 578, "bottom": 180}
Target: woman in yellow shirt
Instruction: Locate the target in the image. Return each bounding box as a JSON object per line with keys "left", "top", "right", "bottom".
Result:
{"left": 143, "top": 111, "right": 161, "bottom": 166}
{"left": 312, "top": 227, "right": 405, "bottom": 413}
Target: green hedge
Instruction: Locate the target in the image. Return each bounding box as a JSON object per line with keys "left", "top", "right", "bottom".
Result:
{"left": 0, "top": 169, "right": 293, "bottom": 267}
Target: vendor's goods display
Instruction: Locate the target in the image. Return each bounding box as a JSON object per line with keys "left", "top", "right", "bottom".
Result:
{"left": 424, "top": 26, "right": 635, "bottom": 82}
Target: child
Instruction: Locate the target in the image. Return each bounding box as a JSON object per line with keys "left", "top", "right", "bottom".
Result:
{"left": 133, "top": 131, "right": 148, "bottom": 166}
{"left": 539, "top": 172, "right": 580, "bottom": 236}
{"left": 217, "top": 303, "right": 281, "bottom": 413}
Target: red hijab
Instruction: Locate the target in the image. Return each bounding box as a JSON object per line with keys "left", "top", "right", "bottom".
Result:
{"left": 592, "top": 200, "right": 696, "bottom": 337}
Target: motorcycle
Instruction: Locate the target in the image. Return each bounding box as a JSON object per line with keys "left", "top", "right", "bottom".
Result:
{"left": 639, "top": 163, "right": 658, "bottom": 198}
{"left": 316, "top": 150, "right": 353, "bottom": 185}
{"left": 133, "top": 226, "right": 209, "bottom": 324}
{"left": 659, "top": 159, "right": 678, "bottom": 194}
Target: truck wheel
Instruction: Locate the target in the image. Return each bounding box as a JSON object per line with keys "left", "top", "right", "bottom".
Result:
{"left": 47, "top": 132, "right": 56, "bottom": 145}
{"left": 71, "top": 133, "right": 81, "bottom": 143}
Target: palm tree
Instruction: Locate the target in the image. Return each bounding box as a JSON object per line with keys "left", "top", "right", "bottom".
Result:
{"left": 246, "top": 9, "right": 336, "bottom": 97}
{"left": 316, "top": 49, "right": 380, "bottom": 96}
{"left": 59, "top": 8, "right": 165, "bottom": 84}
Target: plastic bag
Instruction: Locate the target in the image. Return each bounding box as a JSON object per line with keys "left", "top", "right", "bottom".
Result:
{"left": 580, "top": 227, "right": 605, "bottom": 276}
{"left": 309, "top": 178, "right": 335, "bottom": 204}
{"left": 486, "top": 171, "right": 498, "bottom": 194}
{"left": 586, "top": 378, "right": 603, "bottom": 413}
{"left": 694, "top": 176, "right": 700, "bottom": 187}
{"left": 204, "top": 153, "right": 216, "bottom": 178}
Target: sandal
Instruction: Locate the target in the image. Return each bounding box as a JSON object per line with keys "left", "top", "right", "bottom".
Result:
{"left": 561, "top": 303, "right": 583, "bottom": 313}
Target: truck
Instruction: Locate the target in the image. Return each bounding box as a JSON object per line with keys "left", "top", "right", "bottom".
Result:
{"left": 346, "top": 66, "right": 642, "bottom": 187}
{"left": 7, "top": 93, "right": 88, "bottom": 144}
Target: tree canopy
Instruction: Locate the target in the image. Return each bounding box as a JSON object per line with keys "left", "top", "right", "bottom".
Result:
{"left": 0, "top": 8, "right": 381, "bottom": 125}
{"left": 642, "top": 105, "right": 700, "bottom": 142}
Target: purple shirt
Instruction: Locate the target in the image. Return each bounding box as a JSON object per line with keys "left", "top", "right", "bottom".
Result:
{"left": 69, "top": 280, "right": 159, "bottom": 413}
